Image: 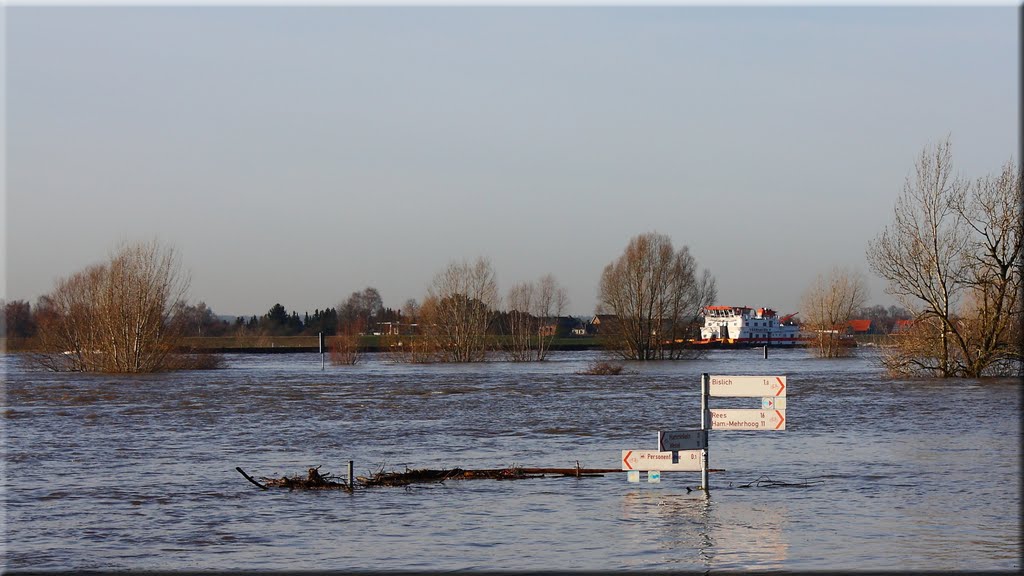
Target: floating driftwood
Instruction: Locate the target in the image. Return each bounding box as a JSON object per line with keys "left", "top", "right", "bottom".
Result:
{"left": 237, "top": 462, "right": 730, "bottom": 491}
{"left": 358, "top": 464, "right": 619, "bottom": 487}
{"left": 237, "top": 462, "right": 626, "bottom": 491}
{"left": 236, "top": 465, "right": 352, "bottom": 492}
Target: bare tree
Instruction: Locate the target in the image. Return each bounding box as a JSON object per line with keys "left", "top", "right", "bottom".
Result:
{"left": 34, "top": 264, "right": 107, "bottom": 371}
{"left": 3, "top": 299, "right": 37, "bottom": 339}
{"left": 338, "top": 287, "right": 383, "bottom": 334}
{"left": 401, "top": 298, "right": 420, "bottom": 323}
{"left": 800, "top": 267, "right": 869, "bottom": 357}
{"left": 330, "top": 319, "right": 363, "bottom": 365}
{"left": 867, "top": 138, "right": 1022, "bottom": 377}
{"left": 597, "top": 232, "right": 717, "bottom": 360}
{"left": 34, "top": 240, "right": 194, "bottom": 372}
{"left": 948, "top": 159, "right": 1024, "bottom": 375}
{"left": 505, "top": 274, "right": 569, "bottom": 362}
{"left": 170, "top": 301, "right": 228, "bottom": 337}
{"left": 418, "top": 257, "right": 500, "bottom": 362}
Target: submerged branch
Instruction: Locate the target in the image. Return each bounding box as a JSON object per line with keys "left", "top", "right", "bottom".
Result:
{"left": 733, "top": 475, "right": 825, "bottom": 489}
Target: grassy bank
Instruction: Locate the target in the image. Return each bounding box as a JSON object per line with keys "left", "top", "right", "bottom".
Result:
{"left": 175, "top": 335, "right": 603, "bottom": 353}
{"left": 1, "top": 335, "right": 602, "bottom": 354}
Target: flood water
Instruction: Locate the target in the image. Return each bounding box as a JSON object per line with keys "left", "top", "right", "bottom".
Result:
{"left": 2, "top": 348, "right": 1020, "bottom": 571}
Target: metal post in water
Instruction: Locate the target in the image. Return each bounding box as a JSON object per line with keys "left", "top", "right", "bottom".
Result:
{"left": 764, "top": 345, "right": 768, "bottom": 359}
{"left": 320, "top": 332, "right": 325, "bottom": 371}
{"left": 700, "top": 372, "right": 710, "bottom": 494}
{"left": 348, "top": 460, "right": 354, "bottom": 490}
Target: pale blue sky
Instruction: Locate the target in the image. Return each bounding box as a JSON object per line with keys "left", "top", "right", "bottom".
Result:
{"left": 4, "top": 5, "right": 1019, "bottom": 318}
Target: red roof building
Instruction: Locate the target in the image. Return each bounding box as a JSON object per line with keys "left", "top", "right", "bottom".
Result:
{"left": 892, "top": 319, "right": 914, "bottom": 333}
{"left": 847, "top": 319, "right": 873, "bottom": 334}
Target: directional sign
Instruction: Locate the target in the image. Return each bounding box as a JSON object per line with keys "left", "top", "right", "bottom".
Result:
{"left": 709, "top": 375, "right": 786, "bottom": 398}
{"left": 658, "top": 430, "right": 708, "bottom": 451}
{"left": 708, "top": 409, "right": 786, "bottom": 430}
{"left": 622, "top": 450, "right": 703, "bottom": 471}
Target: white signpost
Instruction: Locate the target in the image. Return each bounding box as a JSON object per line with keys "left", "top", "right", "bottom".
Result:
{"left": 709, "top": 408, "right": 786, "bottom": 431}
{"left": 620, "top": 373, "right": 789, "bottom": 493}
{"left": 699, "top": 372, "right": 790, "bottom": 492}
{"left": 621, "top": 449, "right": 703, "bottom": 472}
{"left": 708, "top": 375, "right": 786, "bottom": 398}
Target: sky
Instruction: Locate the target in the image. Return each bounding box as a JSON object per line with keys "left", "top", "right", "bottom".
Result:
{"left": 3, "top": 3, "right": 1020, "bottom": 320}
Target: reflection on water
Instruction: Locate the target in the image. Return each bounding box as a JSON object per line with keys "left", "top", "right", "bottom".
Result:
{"left": 618, "top": 486, "right": 791, "bottom": 570}
{"left": 2, "top": 348, "right": 1019, "bottom": 571}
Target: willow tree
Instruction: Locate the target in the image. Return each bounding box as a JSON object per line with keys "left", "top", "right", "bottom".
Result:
{"left": 34, "top": 240, "right": 193, "bottom": 372}
{"left": 867, "top": 138, "right": 1022, "bottom": 377}
{"left": 419, "top": 257, "right": 500, "bottom": 363}
{"left": 597, "top": 232, "right": 717, "bottom": 360}
{"left": 800, "top": 267, "right": 869, "bottom": 357}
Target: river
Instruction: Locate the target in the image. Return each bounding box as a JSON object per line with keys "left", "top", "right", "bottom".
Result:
{"left": 2, "top": 348, "right": 1020, "bottom": 571}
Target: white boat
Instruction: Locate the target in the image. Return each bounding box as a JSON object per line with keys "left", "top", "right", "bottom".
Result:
{"left": 691, "top": 306, "right": 807, "bottom": 347}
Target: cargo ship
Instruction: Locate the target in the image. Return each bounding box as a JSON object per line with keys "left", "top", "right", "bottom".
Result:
{"left": 688, "top": 306, "right": 810, "bottom": 347}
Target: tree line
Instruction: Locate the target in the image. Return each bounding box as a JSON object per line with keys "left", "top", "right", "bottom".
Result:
{"left": 4, "top": 137, "right": 1019, "bottom": 376}
{"left": 3, "top": 292, "right": 912, "bottom": 345}
{"left": 1, "top": 294, "right": 400, "bottom": 340}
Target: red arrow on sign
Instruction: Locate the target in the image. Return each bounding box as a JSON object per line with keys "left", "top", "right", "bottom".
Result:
{"left": 775, "top": 377, "right": 786, "bottom": 396}
{"left": 774, "top": 410, "right": 785, "bottom": 430}
{"left": 623, "top": 450, "right": 633, "bottom": 469}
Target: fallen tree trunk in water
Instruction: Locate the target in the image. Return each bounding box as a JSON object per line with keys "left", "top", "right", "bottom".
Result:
{"left": 237, "top": 463, "right": 726, "bottom": 490}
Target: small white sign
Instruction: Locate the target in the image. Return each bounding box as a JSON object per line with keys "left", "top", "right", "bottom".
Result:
{"left": 622, "top": 449, "right": 703, "bottom": 471}
{"left": 627, "top": 470, "right": 640, "bottom": 483}
{"left": 708, "top": 409, "right": 786, "bottom": 431}
{"left": 761, "top": 397, "right": 787, "bottom": 410}
{"left": 658, "top": 430, "right": 708, "bottom": 451}
{"left": 648, "top": 470, "right": 661, "bottom": 483}
{"left": 709, "top": 375, "right": 787, "bottom": 398}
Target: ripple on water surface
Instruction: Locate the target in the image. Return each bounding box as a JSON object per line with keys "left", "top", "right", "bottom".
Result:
{"left": 2, "top": 350, "right": 1019, "bottom": 571}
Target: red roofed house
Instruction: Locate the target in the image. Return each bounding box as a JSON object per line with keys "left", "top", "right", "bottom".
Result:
{"left": 892, "top": 319, "right": 914, "bottom": 334}
{"left": 846, "top": 319, "right": 874, "bottom": 334}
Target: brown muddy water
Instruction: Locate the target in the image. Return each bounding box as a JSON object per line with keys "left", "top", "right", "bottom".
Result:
{"left": 2, "top": 348, "right": 1020, "bottom": 571}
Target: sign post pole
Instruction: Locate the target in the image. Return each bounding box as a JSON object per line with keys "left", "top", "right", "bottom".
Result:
{"left": 700, "top": 372, "right": 710, "bottom": 493}
{"left": 319, "top": 332, "right": 325, "bottom": 371}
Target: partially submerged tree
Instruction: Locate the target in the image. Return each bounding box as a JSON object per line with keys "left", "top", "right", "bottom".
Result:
{"left": 504, "top": 274, "right": 569, "bottom": 362}
{"left": 418, "top": 257, "right": 500, "bottom": 362}
{"left": 800, "top": 267, "right": 869, "bottom": 357}
{"left": 330, "top": 320, "right": 363, "bottom": 365}
{"left": 597, "top": 232, "right": 717, "bottom": 360}
{"left": 34, "top": 240, "right": 200, "bottom": 372}
{"left": 867, "top": 138, "right": 1022, "bottom": 377}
